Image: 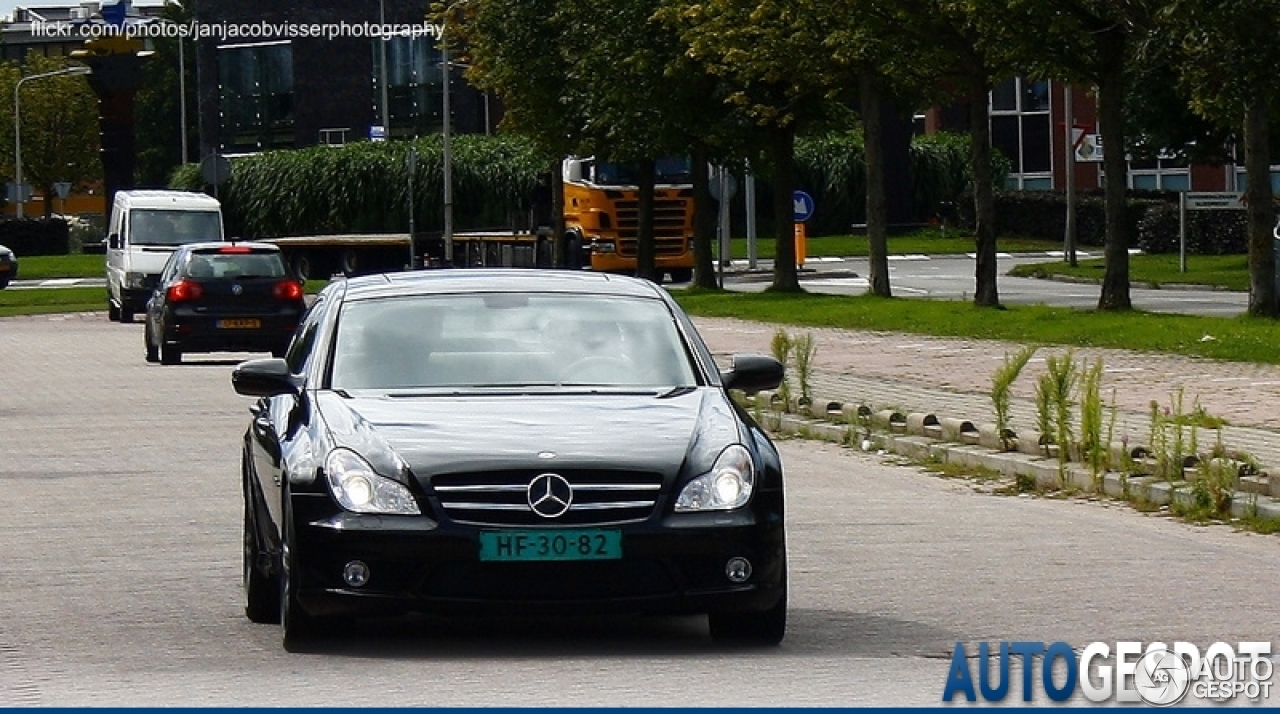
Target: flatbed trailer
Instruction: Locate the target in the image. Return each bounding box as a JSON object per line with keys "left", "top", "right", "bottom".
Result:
{"left": 263, "top": 234, "right": 415, "bottom": 280}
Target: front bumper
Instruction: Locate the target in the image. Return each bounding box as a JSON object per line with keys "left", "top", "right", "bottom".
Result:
{"left": 289, "top": 491, "right": 786, "bottom": 619}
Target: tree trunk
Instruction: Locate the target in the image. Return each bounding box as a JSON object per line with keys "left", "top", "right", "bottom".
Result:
{"left": 636, "top": 157, "right": 657, "bottom": 282}
{"left": 861, "top": 71, "right": 891, "bottom": 297}
{"left": 968, "top": 73, "right": 999, "bottom": 307}
{"left": 1244, "top": 99, "right": 1278, "bottom": 317}
{"left": 1096, "top": 34, "right": 1132, "bottom": 311}
{"left": 691, "top": 143, "right": 718, "bottom": 288}
{"left": 552, "top": 159, "right": 567, "bottom": 267}
{"left": 769, "top": 124, "right": 801, "bottom": 292}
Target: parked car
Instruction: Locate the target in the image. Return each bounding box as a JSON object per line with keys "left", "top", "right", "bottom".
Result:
{"left": 232, "top": 269, "right": 787, "bottom": 649}
{"left": 0, "top": 244, "right": 16, "bottom": 289}
{"left": 145, "top": 242, "right": 305, "bottom": 364}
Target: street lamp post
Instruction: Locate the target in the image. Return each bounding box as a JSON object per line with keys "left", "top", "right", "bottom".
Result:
{"left": 379, "top": 0, "right": 390, "bottom": 136}
{"left": 442, "top": 40, "right": 453, "bottom": 264}
{"left": 14, "top": 65, "right": 90, "bottom": 218}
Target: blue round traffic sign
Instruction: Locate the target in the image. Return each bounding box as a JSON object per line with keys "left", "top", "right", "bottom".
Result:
{"left": 793, "top": 190, "right": 815, "bottom": 222}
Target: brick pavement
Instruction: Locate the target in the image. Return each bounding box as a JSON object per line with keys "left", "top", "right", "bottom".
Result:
{"left": 692, "top": 316, "right": 1280, "bottom": 471}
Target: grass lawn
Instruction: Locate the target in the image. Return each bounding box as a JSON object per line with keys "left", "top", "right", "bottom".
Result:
{"left": 733, "top": 227, "right": 1061, "bottom": 260}
{"left": 1008, "top": 253, "right": 1251, "bottom": 292}
{"left": 13, "top": 253, "right": 106, "bottom": 280}
{"left": 673, "top": 289, "right": 1280, "bottom": 365}
{"left": 0, "top": 286, "right": 103, "bottom": 318}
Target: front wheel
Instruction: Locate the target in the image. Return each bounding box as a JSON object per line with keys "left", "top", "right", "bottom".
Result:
{"left": 708, "top": 577, "right": 787, "bottom": 646}
{"left": 668, "top": 268, "right": 693, "bottom": 284}
{"left": 243, "top": 476, "right": 280, "bottom": 624}
{"left": 280, "top": 498, "right": 321, "bottom": 650}
{"left": 108, "top": 302, "right": 121, "bottom": 322}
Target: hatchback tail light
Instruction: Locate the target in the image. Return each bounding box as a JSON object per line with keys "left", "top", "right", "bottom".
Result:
{"left": 166, "top": 279, "right": 204, "bottom": 302}
{"left": 273, "top": 280, "right": 304, "bottom": 301}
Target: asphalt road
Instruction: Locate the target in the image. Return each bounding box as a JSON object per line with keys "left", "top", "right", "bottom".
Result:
{"left": 0, "top": 312, "right": 1276, "bottom": 706}
{"left": 723, "top": 254, "right": 1250, "bottom": 317}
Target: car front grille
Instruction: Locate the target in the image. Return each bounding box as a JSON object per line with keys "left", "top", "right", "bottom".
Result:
{"left": 431, "top": 469, "right": 663, "bottom": 526}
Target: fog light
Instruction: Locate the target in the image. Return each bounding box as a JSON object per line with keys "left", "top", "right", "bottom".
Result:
{"left": 343, "top": 560, "right": 370, "bottom": 587}
{"left": 725, "top": 557, "right": 752, "bottom": 583}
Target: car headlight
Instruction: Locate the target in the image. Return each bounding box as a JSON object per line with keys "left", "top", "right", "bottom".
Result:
{"left": 675, "top": 444, "right": 755, "bottom": 512}
{"left": 324, "top": 448, "right": 421, "bottom": 515}
{"left": 124, "top": 271, "right": 150, "bottom": 289}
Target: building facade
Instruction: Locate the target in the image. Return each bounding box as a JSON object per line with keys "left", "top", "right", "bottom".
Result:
{"left": 194, "top": 0, "right": 497, "bottom": 158}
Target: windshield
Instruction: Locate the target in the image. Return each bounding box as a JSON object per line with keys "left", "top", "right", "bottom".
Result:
{"left": 130, "top": 210, "right": 223, "bottom": 246}
{"left": 330, "top": 293, "right": 699, "bottom": 391}
{"left": 592, "top": 157, "right": 691, "bottom": 186}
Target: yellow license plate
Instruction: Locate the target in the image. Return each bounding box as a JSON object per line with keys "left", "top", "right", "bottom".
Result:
{"left": 217, "top": 319, "right": 260, "bottom": 329}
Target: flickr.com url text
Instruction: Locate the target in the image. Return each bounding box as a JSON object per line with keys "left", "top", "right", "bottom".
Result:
{"left": 30, "top": 20, "right": 444, "bottom": 42}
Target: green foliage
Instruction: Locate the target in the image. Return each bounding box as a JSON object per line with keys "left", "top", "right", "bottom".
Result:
{"left": 171, "top": 134, "right": 548, "bottom": 237}
{"left": 990, "top": 345, "right": 1036, "bottom": 450}
{"left": 792, "top": 332, "right": 817, "bottom": 403}
{"left": 955, "top": 190, "right": 1165, "bottom": 247}
{"left": 1043, "top": 352, "right": 1078, "bottom": 483}
{"left": 0, "top": 53, "right": 101, "bottom": 211}
{"left": 770, "top": 329, "right": 794, "bottom": 408}
{"left": 1078, "top": 358, "right": 1106, "bottom": 482}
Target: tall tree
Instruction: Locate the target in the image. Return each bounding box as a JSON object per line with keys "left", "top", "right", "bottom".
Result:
{"left": 135, "top": 0, "right": 195, "bottom": 186}
{"left": 666, "top": 0, "right": 840, "bottom": 293}
{"left": 1161, "top": 0, "right": 1280, "bottom": 318}
{"left": 965, "top": 0, "right": 1159, "bottom": 311}
{"left": 0, "top": 53, "right": 101, "bottom": 217}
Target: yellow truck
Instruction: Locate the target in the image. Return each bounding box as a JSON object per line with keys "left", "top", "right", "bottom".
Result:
{"left": 559, "top": 157, "right": 696, "bottom": 282}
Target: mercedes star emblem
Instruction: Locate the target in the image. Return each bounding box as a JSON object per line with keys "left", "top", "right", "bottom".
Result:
{"left": 527, "top": 473, "right": 573, "bottom": 518}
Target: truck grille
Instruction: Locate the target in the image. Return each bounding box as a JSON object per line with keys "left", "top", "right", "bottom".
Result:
{"left": 613, "top": 197, "right": 688, "bottom": 239}
{"left": 431, "top": 469, "right": 663, "bottom": 526}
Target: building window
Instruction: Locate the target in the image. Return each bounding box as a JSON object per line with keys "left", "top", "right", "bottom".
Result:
{"left": 218, "top": 41, "right": 294, "bottom": 154}
{"left": 372, "top": 36, "right": 445, "bottom": 137}
{"left": 1130, "top": 154, "right": 1190, "bottom": 191}
{"left": 990, "top": 77, "right": 1051, "bottom": 190}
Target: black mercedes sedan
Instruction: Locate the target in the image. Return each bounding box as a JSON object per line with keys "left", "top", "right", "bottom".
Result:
{"left": 145, "top": 242, "right": 306, "bottom": 364}
{"left": 232, "top": 269, "right": 787, "bottom": 649}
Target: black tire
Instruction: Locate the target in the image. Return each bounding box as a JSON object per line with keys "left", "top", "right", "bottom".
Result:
{"left": 159, "top": 341, "right": 181, "bottom": 365}
{"left": 669, "top": 268, "right": 693, "bottom": 283}
{"left": 244, "top": 474, "right": 281, "bottom": 624}
{"left": 708, "top": 577, "right": 787, "bottom": 646}
{"left": 108, "top": 302, "right": 120, "bottom": 322}
{"left": 144, "top": 324, "right": 159, "bottom": 363}
{"left": 280, "top": 497, "right": 321, "bottom": 651}
{"left": 291, "top": 254, "right": 312, "bottom": 282}
{"left": 119, "top": 308, "right": 134, "bottom": 323}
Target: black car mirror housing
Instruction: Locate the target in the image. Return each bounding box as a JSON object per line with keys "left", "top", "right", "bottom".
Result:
{"left": 721, "top": 354, "right": 784, "bottom": 394}
{"left": 232, "top": 357, "right": 299, "bottom": 397}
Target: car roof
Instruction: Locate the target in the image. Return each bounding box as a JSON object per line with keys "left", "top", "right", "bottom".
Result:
{"left": 339, "top": 269, "right": 668, "bottom": 301}
{"left": 114, "top": 190, "right": 221, "bottom": 210}
{"left": 180, "top": 241, "right": 281, "bottom": 254}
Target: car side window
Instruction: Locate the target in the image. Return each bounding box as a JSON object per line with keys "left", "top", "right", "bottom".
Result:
{"left": 285, "top": 294, "right": 326, "bottom": 374}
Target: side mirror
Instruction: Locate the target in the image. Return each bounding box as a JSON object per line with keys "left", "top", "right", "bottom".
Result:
{"left": 107, "top": 233, "right": 120, "bottom": 250}
{"left": 720, "top": 354, "right": 784, "bottom": 394}
{"left": 232, "top": 357, "right": 298, "bottom": 397}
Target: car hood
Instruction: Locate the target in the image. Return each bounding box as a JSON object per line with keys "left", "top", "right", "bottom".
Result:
{"left": 313, "top": 388, "right": 744, "bottom": 484}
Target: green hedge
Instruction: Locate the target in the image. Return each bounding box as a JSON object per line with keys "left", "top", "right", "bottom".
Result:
{"left": 1137, "top": 203, "right": 1250, "bottom": 255}
{"left": 955, "top": 190, "right": 1169, "bottom": 248}
{"left": 0, "top": 218, "right": 71, "bottom": 256}
{"left": 173, "top": 131, "right": 1002, "bottom": 239}
{"left": 171, "top": 134, "right": 548, "bottom": 238}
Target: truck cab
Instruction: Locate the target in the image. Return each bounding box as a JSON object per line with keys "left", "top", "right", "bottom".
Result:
{"left": 562, "top": 157, "right": 695, "bottom": 282}
{"left": 105, "top": 190, "right": 225, "bottom": 322}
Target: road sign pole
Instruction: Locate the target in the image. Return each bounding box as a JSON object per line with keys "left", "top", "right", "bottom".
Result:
{"left": 1179, "top": 191, "right": 1187, "bottom": 274}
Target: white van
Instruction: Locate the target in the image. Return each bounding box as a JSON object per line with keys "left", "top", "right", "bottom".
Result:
{"left": 105, "top": 189, "right": 225, "bottom": 322}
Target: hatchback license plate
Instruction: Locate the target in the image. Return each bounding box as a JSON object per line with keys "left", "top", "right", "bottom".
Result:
{"left": 217, "top": 318, "right": 260, "bottom": 329}
{"left": 478, "top": 529, "right": 622, "bottom": 562}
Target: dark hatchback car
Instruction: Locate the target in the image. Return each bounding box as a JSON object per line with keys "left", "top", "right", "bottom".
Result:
{"left": 233, "top": 269, "right": 787, "bottom": 649}
{"left": 145, "top": 242, "right": 305, "bottom": 364}
{"left": 0, "top": 244, "right": 16, "bottom": 289}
